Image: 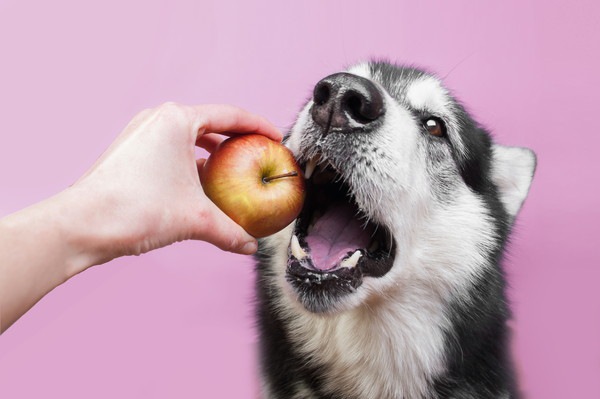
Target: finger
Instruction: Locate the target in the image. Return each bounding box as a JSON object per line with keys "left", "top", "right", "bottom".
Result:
{"left": 193, "top": 104, "right": 282, "bottom": 142}
{"left": 196, "top": 133, "right": 226, "bottom": 153}
{"left": 193, "top": 201, "right": 258, "bottom": 255}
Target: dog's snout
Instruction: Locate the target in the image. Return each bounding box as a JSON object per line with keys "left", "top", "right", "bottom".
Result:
{"left": 311, "top": 72, "right": 384, "bottom": 132}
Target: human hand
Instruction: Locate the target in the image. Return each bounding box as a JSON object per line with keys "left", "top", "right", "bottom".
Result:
{"left": 67, "top": 103, "right": 282, "bottom": 265}
{"left": 0, "top": 103, "right": 282, "bottom": 332}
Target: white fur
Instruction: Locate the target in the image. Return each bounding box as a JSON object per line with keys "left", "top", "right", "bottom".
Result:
{"left": 261, "top": 65, "right": 525, "bottom": 398}
{"left": 406, "top": 77, "right": 448, "bottom": 113}
{"left": 346, "top": 62, "right": 371, "bottom": 79}
{"left": 262, "top": 186, "right": 497, "bottom": 398}
{"left": 287, "top": 104, "right": 311, "bottom": 154}
{"left": 405, "top": 76, "right": 467, "bottom": 159}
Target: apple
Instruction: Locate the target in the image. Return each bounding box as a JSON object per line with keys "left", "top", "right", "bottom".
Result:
{"left": 200, "top": 134, "right": 305, "bottom": 238}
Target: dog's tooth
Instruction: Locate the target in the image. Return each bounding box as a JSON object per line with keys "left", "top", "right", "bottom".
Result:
{"left": 304, "top": 157, "right": 318, "bottom": 179}
{"left": 341, "top": 250, "right": 362, "bottom": 269}
{"left": 291, "top": 234, "right": 307, "bottom": 260}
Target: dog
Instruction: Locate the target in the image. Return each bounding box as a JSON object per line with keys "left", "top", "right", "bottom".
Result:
{"left": 255, "top": 61, "right": 536, "bottom": 399}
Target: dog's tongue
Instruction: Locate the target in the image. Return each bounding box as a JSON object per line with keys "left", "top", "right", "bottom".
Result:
{"left": 305, "top": 203, "right": 372, "bottom": 271}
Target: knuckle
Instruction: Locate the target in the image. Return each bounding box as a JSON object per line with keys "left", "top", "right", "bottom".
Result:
{"left": 228, "top": 236, "right": 243, "bottom": 252}
{"left": 154, "top": 101, "right": 193, "bottom": 126}
{"left": 157, "top": 101, "right": 183, "bottom": 115}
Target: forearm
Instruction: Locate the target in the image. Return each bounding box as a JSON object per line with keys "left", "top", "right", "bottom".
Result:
{"left": 0, "top": 103, "right": 278, "bottom": 333}
{"left": 0, "top": 189, "right": 100, "bottom": 332}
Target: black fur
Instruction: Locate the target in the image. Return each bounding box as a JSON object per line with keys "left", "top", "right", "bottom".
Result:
{"left": 255, "top": 61, "right": 524, "bottom": 398}
{"left": 255, "top": 250, "right": 334, "bottom": 398}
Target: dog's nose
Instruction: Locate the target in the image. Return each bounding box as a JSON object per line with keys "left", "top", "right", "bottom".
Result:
{"left": 311, "top": 72, "right": 384, "bottom": 131}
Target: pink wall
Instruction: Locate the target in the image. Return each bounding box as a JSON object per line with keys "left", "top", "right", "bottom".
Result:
{"left": 1, "top": 1, "right": 598, "bottom": 398}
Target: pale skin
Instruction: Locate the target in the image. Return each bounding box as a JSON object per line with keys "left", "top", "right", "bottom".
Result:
{"left": 0, "top": 103, "right": 282, "bottom": 333}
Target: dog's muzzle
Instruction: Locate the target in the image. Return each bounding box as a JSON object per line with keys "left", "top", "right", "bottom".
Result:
{"left": 284, "top": 74, "right": 396, "bottom": 313}
{"left": 311, "top": 72, "right": 385, "bottom": 134}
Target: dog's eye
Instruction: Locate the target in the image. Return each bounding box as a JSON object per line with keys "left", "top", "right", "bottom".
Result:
{"left": 423, "top": 118, "right": 446, "bottom": 137}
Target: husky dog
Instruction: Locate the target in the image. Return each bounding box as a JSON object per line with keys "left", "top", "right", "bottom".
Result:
{"left": 255, "top": 61, "right": 535, "bottom": 399}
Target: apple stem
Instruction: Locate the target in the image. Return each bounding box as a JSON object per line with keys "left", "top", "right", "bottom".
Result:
{"left": 262, "top": 171, "right": 298, "bottom": 183}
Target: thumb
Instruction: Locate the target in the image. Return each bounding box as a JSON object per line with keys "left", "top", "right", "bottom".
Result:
{"left": 193, "top": 201, "right": 258, "bottom": 255}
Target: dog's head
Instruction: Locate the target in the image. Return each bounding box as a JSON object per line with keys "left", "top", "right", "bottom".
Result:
{"left": 260, "top": 61, "right": 536, "bottom": 315}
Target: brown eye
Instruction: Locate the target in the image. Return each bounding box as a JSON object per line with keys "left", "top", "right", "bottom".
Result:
{"left": 424, "top": 118, "right": 446, "bottom": 137}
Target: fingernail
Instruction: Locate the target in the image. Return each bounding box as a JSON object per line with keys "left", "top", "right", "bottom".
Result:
{"left": 242, "top": 241, "right": 258, "bottom": 254}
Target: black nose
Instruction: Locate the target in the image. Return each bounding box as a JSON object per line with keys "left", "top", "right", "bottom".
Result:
{"left": 311, "top": 72, "right": 384, "bottom": 132}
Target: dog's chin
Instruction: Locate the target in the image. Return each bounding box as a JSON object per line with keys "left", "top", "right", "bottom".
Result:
{"left": 284, "top": 160, "right": 397, "bottom": 314}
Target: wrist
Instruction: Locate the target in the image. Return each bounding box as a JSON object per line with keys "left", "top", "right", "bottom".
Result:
{"left": 51, "top": 185, "right": 127, "bottom": 276}
{"left": 0, "top": 188, "right": 114, "bottom": 331}
{"left": 6, "top": 186, "right": 122, "bottom": 280}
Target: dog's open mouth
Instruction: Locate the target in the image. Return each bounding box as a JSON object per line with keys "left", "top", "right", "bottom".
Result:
{"left": 285, "top": 157, "right": 396, "bottom": 313}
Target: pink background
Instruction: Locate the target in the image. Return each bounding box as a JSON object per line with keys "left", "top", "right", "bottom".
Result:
{"left": 1, "top": 1, "right": 598, "bottom": 398}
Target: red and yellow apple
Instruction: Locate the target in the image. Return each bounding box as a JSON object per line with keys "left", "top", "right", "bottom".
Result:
{"left": 200, "top": 134, "right": 305, "bottom": 238}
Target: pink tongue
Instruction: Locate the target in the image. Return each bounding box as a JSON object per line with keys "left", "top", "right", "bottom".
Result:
{"left": 305, "top": 203, "right": 373, "bottom": 271}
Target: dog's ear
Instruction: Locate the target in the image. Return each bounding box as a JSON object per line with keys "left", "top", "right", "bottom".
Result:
{"left": 491, "top": 145, "right": 537, "bottom": 219}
